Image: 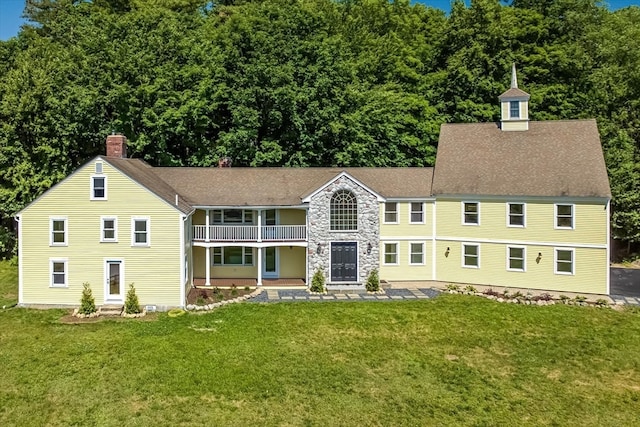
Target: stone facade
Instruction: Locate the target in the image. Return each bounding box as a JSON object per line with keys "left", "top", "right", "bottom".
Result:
{"left": 307, "top": 175, "right": 379, "bottom": 284}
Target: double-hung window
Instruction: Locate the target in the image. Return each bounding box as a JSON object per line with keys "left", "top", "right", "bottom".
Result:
{"left": 410, "top": 203, "right": 424, "bottom": 223}
{"left": 508, "top": 203, "right": 525, "bottom": 227}
{"left": 384, "top": 202, "right": 398, "bottom": 223}
{"left": 50, "top": 217, "right": 67, "bottom": 246}
{"left": 91, "top": 175, "right": 107, "bottom": 200}
{"left": 409, "top": 242, "right": 425, "bottom": 265}
{"left": 101, "top": 216, "right": 118, "bottom": 242}
{"left": 463, "top": 202, "right": 479, "bottom": 225}
{"left": 131, "top": 217, "right": 150, "bottom": 246}
{"left": 463, "top": 244, "right": 479, "bottom": 268}
{"left": 383, "top": 243, "right": 398, "bottom": 265}
{"left": 50, "top": 258, "right": 68, "bottom": 287}
{"left": 555, "top": 204, "right": 574, "bottom": 229}
{"left": 212, "top": 247, "right": 253, "bottom": 265}
{"left": 507, "top": 246, "right": 525, "bottom": 271}
{"left": 510, "top": 100, "right": 520, "bottom": 119}
{"left": 555, "top": 248, "right": 574, "bottom": 275}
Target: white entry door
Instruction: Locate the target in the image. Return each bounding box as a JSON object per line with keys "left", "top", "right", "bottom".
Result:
{"left": 105, "top": 260, "right": 124, "bottom": 302}
{"left": 262, "top": 247, "right": 279, "bottom": 278}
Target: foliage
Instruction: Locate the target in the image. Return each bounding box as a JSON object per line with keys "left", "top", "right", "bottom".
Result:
{"left": 365, "top": 268, "right": 380, "bottom": 292}
{"left": 78, "top": 282, "right": 97, "bottom": 315}
{"left": 310, "top": 269, "right": 325, "bottom": 293}
{"left": 0, "top": 259, "right": 18, "bottom": 307}
{"left": 464, "top": 285, "right": 477, "bottom": 293}
{"left": 124, "top": 283, "right": 141, "bottom": 314}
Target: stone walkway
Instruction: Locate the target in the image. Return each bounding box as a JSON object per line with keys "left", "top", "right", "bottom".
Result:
{"left": 610, "top": 295, "right": 640, "bottom": 305}
{"left": 251, "top": 288, "right": 441, "bottom": 303}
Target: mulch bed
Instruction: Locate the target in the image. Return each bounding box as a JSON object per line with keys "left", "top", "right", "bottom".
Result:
{"left": 187, "top": 287, "right": 254, "bottom": 305}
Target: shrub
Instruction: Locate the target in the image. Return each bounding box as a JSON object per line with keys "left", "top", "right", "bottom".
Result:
{"left": 512, "top": 291, "right": 525, "bottom": 299}
{"left": 196, "top": 296, "right": 207, "bottom": 306}
{"left": 78, "top": 282, "right": 97, "bottom": 315}
{"left": 539, "top": 293, "right": 554, "bottom": 301}
{"left": 244, "top": 286, "right": 250, "bottom": 291}
{"left": 574, "top": 295, "right": 587, "bottom": 303}
{"left": 231, "top": 284, "right": 238, "bottom": 297}
{"left": 310, "top": 269, "right": 325, "bottom": 293}
{"left": 446, "top": 284, "right": 460, "bottom": 291}
{"left": 484, "top": 288, "right": 499, "bottom": 297}
{"left": 464, "top": 285, "right": 477, "bottom": 293}
{"left": 366, "top": 269, "right": 380, "bottom": 292}
{"left": 124, "top": 283, "right": 142, "bottom": 314}
{"left": 595, "top": 298, "right": 609, "bottom": 307}
{"left": 559, "top": 294, "right": 571, "bottom": 303}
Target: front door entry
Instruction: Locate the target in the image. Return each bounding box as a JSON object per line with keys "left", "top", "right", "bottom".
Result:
{"left": 331, "top": 242, "right": 357, "bottom": 282}
{"left": 263, "top": 247, "right": 278, "bottom": 278}
{"left": 106, "top": 260, "right": 124, "bottom": 302}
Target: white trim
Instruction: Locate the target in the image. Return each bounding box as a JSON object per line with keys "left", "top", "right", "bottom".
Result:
{"left": 436, "top": 236, "right": 606, "bottom": 250}
{"left": 262, "top": 247, "right": 279, "bottom": 278}
{"left": 49, "top": 216, "right": 68, "bottom": 247}
{"left": 301, "top": 171, "right": 385, "bottom": 203}
{"left": 180, "top": 214, "right": 187, "bottom": 307}
{"left": 606, "top": 201, "right": 611, "bottom": 294}
{"left": 212, "top": 246, "right": 254, "bottom": 266}
{"left": 384, "top": 197, "right": 436, "bottom": 202}
{"left": 104, "top": 258, "right": 125, "bottom": 302}
{"left": 506, "top": 202, "right": 526, "bottom": 228}
{"left": 432, "top": 202, "right": 437, "bottom": 280}
{"left": 95, "top": 161, "right": 103, "bottom": 174}
{"left": 90, "top": 174, "right": 107, "bottom": 201}
{"left": 328, "top": 241, "right": 359, "bottom": 283}
{"left": 554, "top": 247, "right": 575, "bottom": 275}
{"left": 131, "top": 216, "right": 151, "bottom": 247}
{"left": 49, "top": 258, "right": 69, "bottom": 288}
{"left": 100, "top": 216, "right": 118, "bottom": 243}
{"left": 408, "top": 241, "right": 425, "bottom": 265}
{"left": 461, "top": 201, "right": 480, "bottom": 226}
{"left": 462, "top": 243, "right": 480, "bottom": 269}
{"left": 409, "top": 202, "right": 426, "bottom": 224}
{"left": 380, "top": 236, "right": 433, "bottom": 241}
{"left": 193, "top": 241, "right": 308, "bottom": 248}
{"left": 16, "top": 215, "right": 23, "bottom": 304}
{"left": 382, "top": 241, "right": 399, "bottom": 266}
{"left": 383, "top": 202, "right": 399, "bottom": 224}
{"left": 506, "top": 245, "right": 526, "bottom": 272}
{"left": 554, "top": 203, "right": 575, "bottom": 230}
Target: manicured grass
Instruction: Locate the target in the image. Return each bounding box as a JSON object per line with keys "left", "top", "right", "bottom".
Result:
{"left": 0, "top": 259, "right": 17, "bottom": 307}
{"left": 1, "top": 294, "right": 639, "bottom": 426}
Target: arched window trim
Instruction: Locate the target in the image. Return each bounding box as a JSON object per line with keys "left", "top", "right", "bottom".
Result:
{"left": 330, "top": 190, "right": 358, "bottom": 231}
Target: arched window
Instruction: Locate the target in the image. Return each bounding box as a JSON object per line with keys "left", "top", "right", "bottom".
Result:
{"left": 330, "top": 190, "right": 357, "bottom": 231}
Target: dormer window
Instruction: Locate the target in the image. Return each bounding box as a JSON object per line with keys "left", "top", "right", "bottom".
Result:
{"left": 509, "top": 101, "right": 520, "bottom": 119}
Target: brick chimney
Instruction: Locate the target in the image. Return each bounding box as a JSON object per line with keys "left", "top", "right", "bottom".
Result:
{"left": 106, "top": 134, "right": 127, "bottom": 158}
{"left": 218, "top": 157, "right": 232, "bottom": 168}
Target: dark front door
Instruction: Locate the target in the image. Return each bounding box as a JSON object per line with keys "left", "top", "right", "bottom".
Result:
{"left": 331, "top": 242, "right": 357, "bottom": 282}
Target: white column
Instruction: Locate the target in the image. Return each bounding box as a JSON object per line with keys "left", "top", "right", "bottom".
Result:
{"left": 257, "top": 247, "right": 263, "bottom": 286}
{"left": 205, "top": 246, "right": 211, "bottom": 286}
{"left": 257, "top": 209, "right": 262, "bottom": 242}
{"left": 205, "top": 209, "right": 210, "bottom": 242}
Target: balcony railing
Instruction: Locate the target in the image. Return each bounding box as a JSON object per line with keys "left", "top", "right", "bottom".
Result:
{"left": 193, "top": 225, "right": 306, "bottom": 242}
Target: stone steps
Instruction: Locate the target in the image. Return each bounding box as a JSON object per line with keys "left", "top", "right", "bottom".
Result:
{"left": 100, "top": 305, "right": 123, "bottom": 316}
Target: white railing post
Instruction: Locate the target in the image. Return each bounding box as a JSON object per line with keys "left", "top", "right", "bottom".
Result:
{"left": 257, "top": 210, "right": 262, "bottom": 242}
{"left": 205, "top": 209, "right": 210, "bottom": 242}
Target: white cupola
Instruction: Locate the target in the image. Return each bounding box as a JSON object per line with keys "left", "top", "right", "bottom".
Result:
{"left": 498, "top": 63, "right": 530, "bottom": 131}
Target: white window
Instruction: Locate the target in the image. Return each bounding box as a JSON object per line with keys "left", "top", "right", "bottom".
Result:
{"left": 50, "top": 258, "right": 68, "bottom": 287}
{"left": 101, "top": 216, "right": 118, "bottom": 242}
{"left": 409, "top": 242, "right": 425, "bottom": 265}
{"left": 330, "top": 190, "right": 358, "bottom": 231}
{"left": 463, "top": 244, "right": 479, "bottom": 268}
{"left": 383, "top": 242, "right": 398, "bottom": 265}
{"left": 507, "top": 203, "right": 525, "bottom": 227}
{"left": 211, "top": 209, "right": 254, "bottom": 224}
{"left": 462, "top": 202, "right": 479, "bottom": 225}
{"left": 510, "top": 100, "right": 520, "bottom": 119}
{"left": 90, "top": 175, "right": 107, "bottom": 200}
{"left": 212, "top": 247, "right": 253, "bottom": 265}
{"left": 384, "top": 202, "right": 398, "bottom": 223}
{"left": 410, "top": 202, "right": 424, "bottom": 224}
{"left": 50, "top": 217, "right": 67, "bottom": 246}
{"left": 555, "top": 204, "right": 574, "bottom": 229}
{"left": 555, "top": 248, "right": 574, "bottom": 275}
{"left": 131, "top": 217, "right": 150, "bottom": 246}
{"left": 95, "top": 162, "right": 103, "bottom": 174}
{"left": 507, "top": 246, "right": 526, "bottom": 271}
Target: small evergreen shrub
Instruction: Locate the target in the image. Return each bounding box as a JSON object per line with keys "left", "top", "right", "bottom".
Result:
{"left": 446, "top": 284, "right": 460, "bottom": 291}
{"left": 366, "top": 269, "right": 380, "bottom": 292}
{"left": 464, "top": 285, "right": 478, "bottom": 294}
{"left": 78, "top": 282, "right": 97, "bottom": 315}
{"left": 231, "top": 284, "right": 238, "bottom": 297}
{"left": 595, "top": 298, "right": 609, "bottom": 307}
{"left": 310, "top": 269, "right": 325, "bottom": 293}
{"left": 124, "top": 283, "right": 142, "bottom": 314}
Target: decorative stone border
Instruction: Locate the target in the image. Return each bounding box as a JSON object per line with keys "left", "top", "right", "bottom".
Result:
{"left": 121, "top": 309, "right": 147, "bottom": 318}
{"left": 186, "top": 288, "right": 263, "bottom": 312}
{"left": 72, "top": 307, "right": 148, "bottom": 318}
{"left": 72, "top": 308, "right": 100, "bottom": 318}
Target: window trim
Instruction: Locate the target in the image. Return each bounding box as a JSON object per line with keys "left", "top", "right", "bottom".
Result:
{"left": 383, "top": 242, "right": 399, "bottom": 266}
{"left": 90, "top": 175, "right": 107, "bottom": 200}
{"left": 509, "top": 100, "right": 520, "bottom": 119}
{"left": 383, "top": 202, "right": 398, "bottom": 224}
{"left": 506, "top": 245, "right": 526, "bottom": 272}
{"left": 50, "top": 217, "right": 68, "bottom": 247}
{"left": 555, "top": 204, "right": 575, "bottom": 230}
{"left": 212, "top": 246, "right": 254, "bottom": 266}
{"left": 100, "top": 216, "right": 118, "bottom": 243}
{"left": 131, "top": 217, "right": 150, "bottom": 247}
{"left": 507, "top": 202, "right": 526, "bottom": 228}
{"left": 330, "top": 189, "right": 358, "bottom": 231}
{"left": 462, "top": 243, "right": 480, "bottom": 268}
{"left": 50, "top": 258, "right": 68, "bottom": 288}
{"left": 409, "top": 241, "right": 425, "bottom": 265}
{"left": 211, "top": 209, "right": 254, "bottom": 225}
{"left": 95, "top": 161, "right": 103, "bottom": 174}
{"left": 554, "top": 248, "right": 575, "bottom": 275}
{"left": 462, "top": 201, "right": 480, "bottom": 226}
{"left": 409, "top": 202, "right": 425, "bottom": 224}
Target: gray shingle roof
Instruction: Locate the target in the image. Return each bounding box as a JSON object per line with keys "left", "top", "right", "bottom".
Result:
{"left": 432, "top": 119, "right": 611, "bottom": 198}
{"left": 499, "top": 87, "right": 530, "bottom": 99}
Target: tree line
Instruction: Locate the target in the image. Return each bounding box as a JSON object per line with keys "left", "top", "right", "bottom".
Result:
{"left": 0, "top": 0, "right": 639, "bottom": 257}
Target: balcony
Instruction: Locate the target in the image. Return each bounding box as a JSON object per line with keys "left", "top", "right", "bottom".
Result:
{"left": 193, "top": 225, "right": 307, "bottom": 242}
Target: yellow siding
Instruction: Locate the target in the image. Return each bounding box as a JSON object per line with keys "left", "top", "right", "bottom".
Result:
{"left": 193, "top": 246, "right": 258, "bottom": 278}
{"left": 20, "top": 159, "right": 183, "bottom": 307}
{"left": 279, "top": 209, "right": 306, "bottom": 225}
{"left": 192, "top": 209, "right": 206, "bottom": 225}
{"left": 434, "top": 241, "right": 607, "bottom": 294}
{"left": 436, "top": 199, "right": 607, "bottom": 245}
{"left": 379, "top": 202, "right": 434, "bottom": 238}
{"left": 279, "top": 246, "right": 306, "bottom": 278}
{"left": 379, "top": 240, "right": 433, "bottom": 281}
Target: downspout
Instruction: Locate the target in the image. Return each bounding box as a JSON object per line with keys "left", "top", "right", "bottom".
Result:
{"left": 15, "top": 215, "right": 23, "bottom": 306}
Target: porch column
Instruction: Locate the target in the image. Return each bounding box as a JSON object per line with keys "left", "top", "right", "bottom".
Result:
{"left": 205, "top": 246, "right": 211, "bottom": 286}
{"left": 205, "top": 209, "right": 210, "bottom": 242}
{"left": 257, "top": 209, "right": 262, "bottom": 242}
{"left": 257, "top": 246, "right": 263, "bottom": 286}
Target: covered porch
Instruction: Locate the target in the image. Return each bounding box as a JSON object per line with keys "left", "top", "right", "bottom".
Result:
{"left": 193, "top": 277, "right": 306, "bottom": 288}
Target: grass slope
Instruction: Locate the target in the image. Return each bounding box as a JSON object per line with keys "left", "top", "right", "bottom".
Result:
{"left": 0, "top": 259, "right": 17, "bottom": 306}
{"left": 0, "top": 296, "right": 639, "bottom": 426}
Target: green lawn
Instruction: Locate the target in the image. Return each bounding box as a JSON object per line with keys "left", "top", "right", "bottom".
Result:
{"left": 0, "top": 258, "right": 17, "bottom": 307}
{"left": 1, "top": 261, "right": 639, "bottom": 426}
